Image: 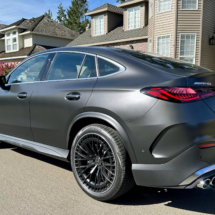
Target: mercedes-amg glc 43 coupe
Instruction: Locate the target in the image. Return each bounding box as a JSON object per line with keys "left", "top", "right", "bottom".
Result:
{"left": 1, "top": 47, "right": 215, "bottom": 201}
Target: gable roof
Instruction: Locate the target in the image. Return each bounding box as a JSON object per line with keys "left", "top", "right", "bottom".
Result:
{"left": 86, "top": 3, "right": 123, "bottom": 16}
{"left": 118, "top": 0, "right": 146, "bottom": 8}
{"left": 68, "top": 25, "right": 148, "bottom": 46}
{"left": 0, "top": 16, "right": 79, "bottom": 39}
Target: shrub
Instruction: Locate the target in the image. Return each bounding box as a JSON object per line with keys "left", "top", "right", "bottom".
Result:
{"left": 0, "top": 62, "right": 19, "bottom": 76}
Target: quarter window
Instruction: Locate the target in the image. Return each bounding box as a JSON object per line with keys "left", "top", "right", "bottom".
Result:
{"left": 181, "top": 0, "right": 198, "bottom": 10}
{"left": 179, "top": 34, "right": 196, "bottom": 64}
{"left": 47, "top": 53, "right": 85, "bottom": 80}
{"left": 98, "top": 58, "right": 120, "bottom": 77}
{"left": 94, "top": 15, "right": 104, "bottom": 36}
{"left": 128, "top": 6, "right": 140, "bottom": 30}
{"left": 149, "top": 0, "right": 153, "bottom": 18}
{"left": 158, "top": 0, "right": 172, "bottom": 13}
{"left": 7, "top": 54, "right": 49, "bottom": 84}
{"left": 5, "top": 30, "right": 18, "bottom": 52}
{"left": 79, "top": 55, "right": 97, "bottom": 78}
{"left": 157, "top": 35, "right": 171, "bottom": 57}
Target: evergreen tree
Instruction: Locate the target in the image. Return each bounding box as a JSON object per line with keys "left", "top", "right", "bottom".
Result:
{"left": 56, "top": 3, "right": 67, "bottom": 25}
{"left": 116, "top": 0, "right": 125, "bottom": 3}
{"left": 67, "top": 0, "right": 90, "bottom": 34}
{"left": 44, "top": 9, "right": 53, "bottom": 19}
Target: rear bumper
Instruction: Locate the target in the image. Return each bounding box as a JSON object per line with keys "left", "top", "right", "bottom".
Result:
{"left": 132, "top": 145, "right": 215, "bottom": 188}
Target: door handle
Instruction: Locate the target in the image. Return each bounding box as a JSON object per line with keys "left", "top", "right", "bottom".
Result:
{"left": 65, "top": 93, "right": 80, "bottom": 101}
{"left": 17, "top": 92, "right": 27, "bottom": 99}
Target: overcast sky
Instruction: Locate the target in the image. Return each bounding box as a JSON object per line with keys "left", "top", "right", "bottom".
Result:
{"left": 0, "top": 0, "right": 117, "bottom": 25}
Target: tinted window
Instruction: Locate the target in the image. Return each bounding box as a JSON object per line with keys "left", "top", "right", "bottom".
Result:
{"left": 8, "top": 54, "right": 48, "bottom": 84}
{"left": 98, "top": 58, "right": 120, "bottom": 77}
{"left": 79, "top": 55, "right": 97, "bottom": 78}
{"left": 47, "top": 53, "right": 85, "bottom": 80}
{"left": 116, "top": 49, "right": 213, "bottom": 74}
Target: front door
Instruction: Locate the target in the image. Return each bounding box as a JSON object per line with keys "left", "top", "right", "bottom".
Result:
{"left": 0, "top": 54, "right": 49, "bottom": 140}
{"left": 30, "top": 52, "right": 97, "bottom": 148}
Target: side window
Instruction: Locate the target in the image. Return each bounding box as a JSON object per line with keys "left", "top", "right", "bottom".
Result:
{"left": 47, "top": 53, "right": 85, "bottom": 80}
{"left": 98, "top": 58, "right": 120, "bottom": 77}
{"left": 79, "top": 55, "right": 97, "bottom": 78}
{"left": 8, "top": 54, "right": 48, "bottom": 84}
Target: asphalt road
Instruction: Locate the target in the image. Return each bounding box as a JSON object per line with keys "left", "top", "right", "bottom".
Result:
{"left": 0, "top": 142, "right": 215, "bottom": 215}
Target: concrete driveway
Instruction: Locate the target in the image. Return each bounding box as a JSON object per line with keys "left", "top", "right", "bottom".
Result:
{"left": 0, "top": 142, "right": 214, "bottom": 215}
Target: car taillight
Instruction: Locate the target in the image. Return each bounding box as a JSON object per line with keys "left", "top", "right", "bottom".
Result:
{"left": 141, "top": 87, "right": 215, "bottom": 103}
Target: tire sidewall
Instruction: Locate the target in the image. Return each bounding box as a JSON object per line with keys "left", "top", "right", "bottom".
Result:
{"left": 71, "top": 125, "right": 125, "bottom": 201}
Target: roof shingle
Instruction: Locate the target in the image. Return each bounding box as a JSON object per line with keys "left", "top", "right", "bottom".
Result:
{"left": 0, "top": 15, "right": 78, "bottom": 39}
{"left": 68, "top": 25, "right": 148, "bottom": 46}
{"left": 86, "top": 3, "right": 123, "bottom": 15}
{"left": 0, "top": 44, "right": 55, "bottom": 59}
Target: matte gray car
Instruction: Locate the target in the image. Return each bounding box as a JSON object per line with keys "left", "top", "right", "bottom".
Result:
{"left": 1, "top": 46, "right": 215, "bottom": 201}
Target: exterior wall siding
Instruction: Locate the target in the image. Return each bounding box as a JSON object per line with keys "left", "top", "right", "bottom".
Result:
{"left": 0, "top": 40, "right": 5, "bottom": 52}
{"left": 200, "top": 0, "right": 215, "bottom": 71}
{"left": 103, "top": 39, "right": 148, "bottom": 52}
{"left": 32, "top": 35, "right": 72, "bottom": 47}
{"left": 23, "top": 34, "right": 33, "bottom": 48}
{"left": 91, "top": 13, "right": 108, "bottom": 37}
{"left": 176, "top": 0, "right": 202, "bottom": 65}
{"left": 107, "top": 12, "right": 123, "bottom": 32}
{"left": 152, "top": 0, "right": 176, "bottom": 57}
{"left": 123, "top": 3, "right": 146, "bottom": 31}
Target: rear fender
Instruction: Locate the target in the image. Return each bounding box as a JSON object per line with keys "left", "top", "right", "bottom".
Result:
{"left": 67, "top": 112, "right": 137, "bottom": 163}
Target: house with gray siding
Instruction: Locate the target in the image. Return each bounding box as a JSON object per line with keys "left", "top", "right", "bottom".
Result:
{"left": 68, "top": 0, "right": 215, "bottom": 71}
{"left": 0, "top": 15, "right": 79, "bottom": 63}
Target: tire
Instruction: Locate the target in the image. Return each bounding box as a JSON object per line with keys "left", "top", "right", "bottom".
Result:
{"left": 71, "top": 124, "right": 135, "bottom": 201}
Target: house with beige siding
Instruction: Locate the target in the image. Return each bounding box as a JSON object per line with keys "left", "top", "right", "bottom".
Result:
{"left": 0, "top": 15, "right": 79, "bottom": 63}
{"left": 68, "top": 0, "right": 215, "bottom": 71}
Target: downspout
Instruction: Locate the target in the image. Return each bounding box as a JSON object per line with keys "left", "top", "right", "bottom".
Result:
{"left": 199, "top": 0, "right": 204, "bottom": 66}
{"left": 173, "top": 0, "right": 178, "bottom": 59}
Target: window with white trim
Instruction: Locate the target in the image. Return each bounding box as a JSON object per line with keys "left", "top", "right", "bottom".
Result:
{"left": 181, "top": 0, "right": 198, "bottom": 10}
{"left": 128, "top": 6, "right": 140, "bottom": 30}
{"left": 157, "top": 35, "right": 171, "bottom": 57}
{"left": 179, "top": 34, "right": 196, "bottom": 64}
{"left": 149, "top": 0, "right": 153, "bottom": 18}
{"left": 5, "top": 30, "right": 18, "bottom": 52}
{"left": 158, "top": 0, "right": 172, "bottom": 13}
{"left": 94, "top": 15, "right": 104, "bottom": 36}
{"left": 148, "top": 38, "right": 152, "bottom": 52}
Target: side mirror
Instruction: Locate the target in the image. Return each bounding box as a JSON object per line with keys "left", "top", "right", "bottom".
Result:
{"left": 0, "top": 75, "right": 9, "bottom": 90}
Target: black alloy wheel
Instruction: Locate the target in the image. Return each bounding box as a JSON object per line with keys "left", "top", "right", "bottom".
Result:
{"left": 74, "top": 133, "right": 116, "bottom": 193}
{"left": 71, "top": 124, "right": 135, "bottom": 201}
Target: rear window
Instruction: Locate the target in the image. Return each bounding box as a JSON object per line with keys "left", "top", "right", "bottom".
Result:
{"left": 116, "top": 49, "right": 213, "bottom": 74}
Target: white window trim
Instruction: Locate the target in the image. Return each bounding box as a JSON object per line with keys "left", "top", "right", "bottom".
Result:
{"left": 179, "top": 33, "right": 197, "bottom": 64}
{"left": 148, "top": 38, "right": 152, "bottom": 52}
{"left": 5, "top": 30, "right": 19, "bottom": 53}
{"left": 94, "top": 15, "right": 104, "bottom": 36}
{"left": 181, "top": 0, "right": 198, "bottom": 10}
{"left": 157, "top": 0, "right": 172, "bottom": 14}
{"left": 149, "top": 0, "right": 153, "bottom": 19}
{"left": 156, "top": 34, "right": 171, "bottom": 57}
{"left": 127, "top": 6, "right": 141, "bottom": 30}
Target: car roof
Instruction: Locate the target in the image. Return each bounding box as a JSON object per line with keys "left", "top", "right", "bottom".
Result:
{"left": 30, "top": 46, "right": 120, "bottom": 58}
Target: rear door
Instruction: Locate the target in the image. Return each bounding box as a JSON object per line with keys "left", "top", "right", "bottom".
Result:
{"left": 30, "top": 52, "right": 97, "bottom": 149}
{"left": 0, "top": 54, "right": 50, "bottom": 140}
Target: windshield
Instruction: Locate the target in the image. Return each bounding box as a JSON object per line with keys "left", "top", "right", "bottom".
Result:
{"left": 115, "top": 49, "right": 213, "bottom": 74}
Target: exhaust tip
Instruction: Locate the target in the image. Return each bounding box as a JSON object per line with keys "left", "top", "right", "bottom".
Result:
{"left": 197, "top": 179, "right": 210, "bottom": 189}
{"left": 210, "top": 176, "right": 215, "bottom": 186}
